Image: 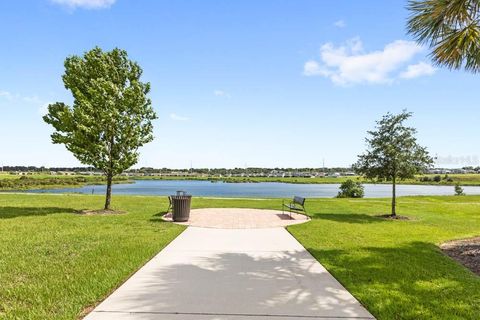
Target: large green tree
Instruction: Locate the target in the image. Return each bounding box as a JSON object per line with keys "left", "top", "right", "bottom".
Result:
{"left": 43, "top": 47, "right": 157, "bottom": 210}
{"left": 407, "top": 0, "right": 480, "bottom": 73}
{"left": 354, "top": 110, "right": 434, "bottom": 217}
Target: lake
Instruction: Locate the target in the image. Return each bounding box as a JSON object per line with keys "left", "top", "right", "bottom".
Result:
{"left": 25, "top": 179, "right": 480, "bottom": 198}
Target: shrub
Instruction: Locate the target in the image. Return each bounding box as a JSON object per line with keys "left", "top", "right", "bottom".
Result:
{"left": 433, "top": 175, "right": 442, "bottom": 182}
{"left": 337, "top": 179, "right": 365, "bottom": 198}
{"left": 454, "top": 183, "right": 465, "bottom": 196}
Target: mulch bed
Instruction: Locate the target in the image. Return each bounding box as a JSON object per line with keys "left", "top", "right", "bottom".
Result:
{"left": 440, "top": 237, "right": 480, "bottom": 276}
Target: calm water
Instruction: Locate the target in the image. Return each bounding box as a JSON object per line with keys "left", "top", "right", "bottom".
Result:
{"left": 24, "top": 179, "right": 480, "bottom": 198}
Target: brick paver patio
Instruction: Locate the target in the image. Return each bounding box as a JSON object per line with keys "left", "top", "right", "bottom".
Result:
{"left": 162, "top": 208, "right": 309, "bottom": 228}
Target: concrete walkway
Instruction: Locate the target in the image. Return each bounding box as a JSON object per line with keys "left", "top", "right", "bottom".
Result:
{"left": 85, "top": 218, "right": 375, "bottom": 319}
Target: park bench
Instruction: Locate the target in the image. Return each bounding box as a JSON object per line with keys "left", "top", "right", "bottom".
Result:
{"left": 282, "top": 196, "right": 306, "bottom": 218}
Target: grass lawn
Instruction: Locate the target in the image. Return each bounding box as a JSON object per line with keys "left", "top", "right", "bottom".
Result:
{"left": 288, "top": 196, "right": 480, "bottom": 319}
{"left": 0, "top": 173, "right": 131, "bottom": 191}
{"left": 0, "top": 194, "right": 185, "bottom": 319}
{"left": 0, "top": 193, "right": 479, "bottom": 319}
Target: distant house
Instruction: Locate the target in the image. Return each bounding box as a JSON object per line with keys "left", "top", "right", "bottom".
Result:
{"left": 430, "top": 169, "right": 451, "bottom": 174}
{"left": 79, "top": 171, "right": 95, "bottom": 176}
{"left": 57, "top": 171, "right": 76, "bottom": 176}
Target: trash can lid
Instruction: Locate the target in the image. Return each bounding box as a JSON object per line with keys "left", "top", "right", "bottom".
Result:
{"left": 171, "top": 194, "right": 192, "bottom": 199}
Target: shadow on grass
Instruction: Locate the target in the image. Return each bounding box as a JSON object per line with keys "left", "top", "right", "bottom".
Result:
{"left": 306, "top": 241, "right": 480, "bottom": 319}
{"left": 0, "top": 206, "right": 78, "bottom": 219}
{"left": 149, "top": 211, "right": 169, "bottom": 223}
{"left": 312, "top": 212, "right": 386, "bottom": 224}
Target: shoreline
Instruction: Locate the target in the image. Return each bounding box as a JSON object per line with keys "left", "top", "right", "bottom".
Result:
{"left": 131, "top": 176, "right": 480, "bottom": 186}
{"left": 1, "top": 174, "right": 480, "bottom": 192}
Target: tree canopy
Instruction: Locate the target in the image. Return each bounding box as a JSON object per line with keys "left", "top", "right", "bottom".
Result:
{"left": 43, "top": 47, "right": 157, "bottom": 210}
{"left": 354, "top": 110, "right": 433, "bottom": 216}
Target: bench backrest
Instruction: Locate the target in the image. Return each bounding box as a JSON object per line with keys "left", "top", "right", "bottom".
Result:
{"left": 293, "top": 196, "right": 306, "bottom": 206}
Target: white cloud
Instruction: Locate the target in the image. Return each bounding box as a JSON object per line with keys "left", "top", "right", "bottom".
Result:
{"left": 50, "top": 0, "right": 116, "bottom": 9}
{"left": 303, "top": 61, "right": 324, "bottom": 76}
{"left": 400, "top": 62, "right": 436, "bottom": 79}
{"left": 0, "top": 90, "right": 13, "bottom": 101}
{"left": 0, "top": 90, "right": 52, "bottom": 113}
{"left": 0, "top": 90, "right": 47, "bottom": 104}
{"left": 345, "top": 37, "right": 363, "bottom": 53}
{"left": 303, "top": 38, "right": 433, "bottom": 85}
{"left": 213, "top": 89, "right": 230, "bottom": 98}
{"left": 23, "top": 95, "right": 42, "bottom": 103}
{"left": 334, "top": 20, "right": 346, "bottom": 28}
{"left": 170, "top": 113, "right": 189, "bottom": 121}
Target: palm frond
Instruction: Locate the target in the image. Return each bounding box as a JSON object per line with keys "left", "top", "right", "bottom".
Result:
{"left": 407, "top": 0, "right": 480, "bottom": 73}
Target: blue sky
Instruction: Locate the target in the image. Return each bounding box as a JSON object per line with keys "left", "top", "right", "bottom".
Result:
{"left": 0, "top": 0, "right": 478, "bottom": 169}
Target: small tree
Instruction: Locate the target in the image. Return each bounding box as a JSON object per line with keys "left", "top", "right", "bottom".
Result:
{"left": 336, "top": 179, "right": 364, "bottom": 198}
{"left": 43, "top": 47, "right": 157, "bottom": 210}
{"left": 454, "top": 183, "right": 465, "bottom": 196}
{"left": 354, "top": 110, "right": 434, "bottom": 217}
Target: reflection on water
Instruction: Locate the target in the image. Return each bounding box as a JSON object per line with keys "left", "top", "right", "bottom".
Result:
{"left": 24, "top": 179, "right": 480, "bottom": 198}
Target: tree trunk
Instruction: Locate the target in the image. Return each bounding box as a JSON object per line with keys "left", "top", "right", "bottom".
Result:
{"left": 391, "top": 176, "right": 396, "bottom": 217}
{"left": 104, "top": 173, "right": 113, "bottom": 210}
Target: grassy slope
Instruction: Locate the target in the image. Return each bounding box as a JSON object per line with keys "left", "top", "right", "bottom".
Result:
{"left": 0, "top": 194, "right": 185, "bottom": 319}
{"left": 288, "top": 196, "right": 480, "bottom": 319}
{"left": 0, "top": 194, "right": 479, "bottom": 319}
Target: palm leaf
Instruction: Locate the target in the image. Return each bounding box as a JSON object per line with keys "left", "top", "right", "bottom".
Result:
{"left": 407, "top": 0, "right": 480, "bottom": 73}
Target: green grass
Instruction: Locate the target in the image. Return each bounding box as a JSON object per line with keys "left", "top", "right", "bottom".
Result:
{"left": 0, "top": 174, "right": 130, "bottom": 190}
{"left": 288, "top": 196, "right": 480, "bottom": 319}
{"left": 0, "top": 194, "right": 185, "bottom": 319}
{"left": 0, "top": 194, "right": 479, "bottom": 319}
{"left": 0, "top": 173, "right": 91, "bottom": 180}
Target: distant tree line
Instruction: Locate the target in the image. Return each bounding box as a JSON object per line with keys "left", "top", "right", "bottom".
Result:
{"left": 1, "top": 166, "right": 97, "bottom": 173}
{"left": 129, "top": 167, "right": 356, "bottom": 175}
{"left": 2, "top": 166, "right": 358, "bottom": 175}
{"left": 3, "top": 166, "right": 480, "bottom": 175}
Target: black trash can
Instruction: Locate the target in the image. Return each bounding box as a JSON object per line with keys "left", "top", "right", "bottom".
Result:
{"left": 171, "top": 194, "right": 192, "bottom": 222}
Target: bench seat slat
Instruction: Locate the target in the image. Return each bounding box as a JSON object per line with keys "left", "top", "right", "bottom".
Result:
{"left": 283, "top": 204, "right": 303, "bottom": 211}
